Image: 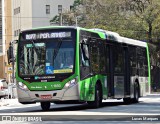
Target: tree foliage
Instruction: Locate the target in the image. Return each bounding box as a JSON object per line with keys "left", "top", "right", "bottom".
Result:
{"left": 51, "top": 0, "right": 160, "bottom": 42}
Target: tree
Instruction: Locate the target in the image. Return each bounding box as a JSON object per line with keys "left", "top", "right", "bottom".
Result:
{"left": 50, "top": 0, "right": 160, "bottom": 43}
{"left": 122, "top": 0, "right": 160, "bottom": 42}
{"left": 50, "top": 0, "right": 84, "bottom": 26}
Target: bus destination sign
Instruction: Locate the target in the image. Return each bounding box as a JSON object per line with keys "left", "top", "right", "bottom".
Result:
{"left": 25, "top": 32, "right": 71, "bottom": 40}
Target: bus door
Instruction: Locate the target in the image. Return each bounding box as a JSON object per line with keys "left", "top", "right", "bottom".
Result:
{"left": 111, "top": 43, "right": 131, "bottom": 98}
{"left": 106, "top": 43, "right": 114, "bottom": 98}
{"left": 112, "top": 43, "right": 125, "bottom": 98}
{"left": 123, "top": 44, "right": 130, "bottom": 97}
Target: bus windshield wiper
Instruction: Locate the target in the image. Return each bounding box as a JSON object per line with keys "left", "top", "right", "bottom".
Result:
{"left": 53, "top": 38, "right": 63, "bottom": 61}
{"left": 31, "top": 40, "right": 36, "bottom": 48}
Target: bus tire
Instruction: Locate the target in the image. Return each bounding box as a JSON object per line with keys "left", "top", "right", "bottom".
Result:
{"left": 123, "top": 98, "right": 132, "bottom": 104}
{"left": 132, "top": 83, "right": 139, "bottom": 103}
{"left": 87, "top": 84, "right": 102, "bottom": 108}
{"left": 41, "top": 102, "right": 50, "bottom": 111}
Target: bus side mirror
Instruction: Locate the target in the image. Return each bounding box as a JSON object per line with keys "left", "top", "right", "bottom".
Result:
{"left": 11, "top": 40, "right": 18, "bottom": 44}
{"left": 82, "top": 44, "right": 89, "bottom": 60}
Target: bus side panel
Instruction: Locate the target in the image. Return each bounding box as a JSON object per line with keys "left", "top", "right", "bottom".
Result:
{"left": 79, "top": 75, "right": 107, "bottom": 102}
{"left": 137, "top": 46, "right": 150, "bottom": 96}
{"left": 129, "top": 45, "right": 149, "bottom": 98}
{"left": 79, "top": 78, "right": 94, "bottom": 101}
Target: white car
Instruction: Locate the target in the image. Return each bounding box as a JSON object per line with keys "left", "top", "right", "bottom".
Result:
{"left": 0, "top": 79, "right": 8, "bottom": 99}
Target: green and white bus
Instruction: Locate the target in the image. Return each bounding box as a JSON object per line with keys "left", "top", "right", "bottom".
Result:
{"left": 15, "top": 26, "right": 150, "bottom": 110}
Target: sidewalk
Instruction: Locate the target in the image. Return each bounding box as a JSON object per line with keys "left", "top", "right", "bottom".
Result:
{"left": 0, "top": 98, "right": 20, "bottom": 107}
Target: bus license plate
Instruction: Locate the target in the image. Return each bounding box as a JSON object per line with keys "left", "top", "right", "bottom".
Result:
{"left": 40, "top": 95, "right": 52, "bottom": 99}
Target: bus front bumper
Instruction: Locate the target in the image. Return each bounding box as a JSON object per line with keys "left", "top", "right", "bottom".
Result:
{"left": 17, "top": 84, "right": 80, "bottom": 103}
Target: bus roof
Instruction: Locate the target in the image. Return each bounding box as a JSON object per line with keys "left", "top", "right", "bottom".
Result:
{"left": 91, "top": 28, "right": 147, "bottom": 48}
{"left": 121, "top": 37, "right": 147, "bottom": 47}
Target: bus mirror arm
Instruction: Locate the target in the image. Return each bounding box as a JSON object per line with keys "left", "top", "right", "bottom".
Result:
{"left": 81, "top": 72, "right": 93, "bottom": 80}
{"left": 90, "top": 72, "right": 94, "bottom": 76}
{"left": 11, "top": 40, "right": 18, "bottom": 44}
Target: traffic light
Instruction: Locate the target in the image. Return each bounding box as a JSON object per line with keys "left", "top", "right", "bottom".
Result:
{"left": 7, "top": 44, "right": 14, "bottom": 64}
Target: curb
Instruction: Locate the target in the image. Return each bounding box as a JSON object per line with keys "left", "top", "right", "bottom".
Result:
{"left": 0, "top": 98, "right": 19, "bottom": 107}
{"left": 0, "top": 103, "right": 9, "bottom": 107}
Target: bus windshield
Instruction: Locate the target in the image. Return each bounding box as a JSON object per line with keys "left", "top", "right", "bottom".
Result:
{"left": 18, "top": 30, "right": 75, "bottom": 76}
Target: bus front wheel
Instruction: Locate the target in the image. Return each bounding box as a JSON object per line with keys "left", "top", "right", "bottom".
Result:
{"left": 87, "top": 84, "right": 102, "bottom": 108}
{"left": 41, "top": 102, "right": 50, "bottom": 111}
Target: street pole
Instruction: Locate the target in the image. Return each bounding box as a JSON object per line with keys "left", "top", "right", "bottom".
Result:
{"left": 59, "top": 13, "right": 62, "bottom": 26}
{"left": 75, "top": 16, "right": 77, "bottom": 27}
{"left": 11, "top": 43, "right": 14, "bottom": 99}
{"left": 8, "top": 40, "right": 17, "bottom": 99}
{"left": 11, "top": 43, "right": 14, "bottom": 84}
{"left": 58, "top": 5, "right": 62, "bottom": 26}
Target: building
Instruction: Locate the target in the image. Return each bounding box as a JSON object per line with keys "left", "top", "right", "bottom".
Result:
{"left": 0, "top": 0, "right": 13, "bottom": 81}
{"left": 4, "top": 0, "right": 12, "bottom": 82}
{"left": 0, "top": 0, "right": 12, "bottom": 80}
{"left": 0, "top": 0, "right": 3, "bottom": 78}
{"left": 12, "top": 0, "right": 74, "bottom": 40}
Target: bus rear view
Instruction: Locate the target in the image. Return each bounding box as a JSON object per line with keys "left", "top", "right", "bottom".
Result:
{"left": 16, "top": 27, "right": 79, "bottom": 110}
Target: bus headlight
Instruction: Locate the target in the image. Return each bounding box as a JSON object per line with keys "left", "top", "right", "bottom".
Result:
{"left": 18, "top": 82, "right": 29, "bottom": 91}
{"left": 64, "top": 78, "right": 77, "bottom": 89}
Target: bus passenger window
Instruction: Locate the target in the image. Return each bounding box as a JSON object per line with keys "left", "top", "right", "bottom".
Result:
{"left": 113, "top": 46, "right": 124, "bottom": 73}
{"left": 129, "top": 46, "right": 136, "bottom": 76}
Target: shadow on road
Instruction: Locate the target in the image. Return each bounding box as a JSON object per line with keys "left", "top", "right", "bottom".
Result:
{"left": 0, "top": 100, "right": 142, "bottom": 113}
{"left": 28, "top": 101, "right": 138, "bottom": 112}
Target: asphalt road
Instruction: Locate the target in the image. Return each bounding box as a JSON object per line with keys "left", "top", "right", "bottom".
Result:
{"left": 0, "top": 94, "right": 160, "bottom": 123}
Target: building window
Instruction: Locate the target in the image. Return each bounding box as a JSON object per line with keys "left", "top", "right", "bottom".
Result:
{"left": 0, "top": 45, "right": 2, "bottom": 53}
{"left": 14, "top": 30, "right": 16, "bottom": 36}
{"left": 18, "top": 29, "right": 21, "bottom": 34}
{"left": 46, "top": 5, "right": 50, "bottom": 14}
{"left": 0, "top": 27, "right": 2, "bottom": 39}
{"left": 58, "top": 5, "right": 62, "bottom": 14}
{"left": 14, "top": 29, "right": 21, "bottom": 37}
{"left": 14, "top": 7, "right": 20, "bottom": 15}
{"left": 70, "top": 6, "right": 74, "bottom": 11}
